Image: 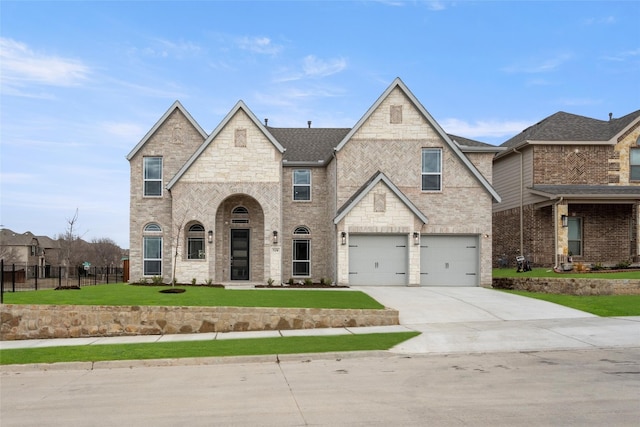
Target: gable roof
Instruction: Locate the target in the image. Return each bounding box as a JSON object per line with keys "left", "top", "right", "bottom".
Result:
{"left": 266, "top": 127, "right": 351, "bottom": 164}
{"left": 334, "top": 77, "right": 501, "bottom": 202}
{"left": 0, "top": 228, "right": 60, "bottom": 248}
{"left": 334, "top": 171, "right": 429, "bottom": 225}
{"left": 167, "top": 101, "right": 285, "bottom": 190}
{"left": 126, "top": 100, "right": 208, "bottom": 161}
{"left": 500, "top": 109, "right": 640, "bottom": 150}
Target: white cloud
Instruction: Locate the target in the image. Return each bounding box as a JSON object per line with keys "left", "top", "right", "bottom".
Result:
{"left": 302, "top": 55, "right": 347, "bottom": 77}
{"left": 236, "top": 36, "right": 282, "bottom": 55}
{"left": 130, "top": 38, "right": 202, "bottom": 59}
{"left": 502, "top": 53, "right": 573, "bottom": 74}
{"left": 584, "top": 16, "right": 616, "bottom": 25}
{"left": 0, "top": 38, "right": 90, "bottom": 89}
{"left": 602, "top": 48, "right": 640, "bottom": 62}
{"left": 441, "top": 118, "right": 532, "bottom": 139}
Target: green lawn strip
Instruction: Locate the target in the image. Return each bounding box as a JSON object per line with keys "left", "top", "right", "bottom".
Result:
{"left": 0, "top": 332, "right": 419, "bottom": 365}
{"left": 1, "top": 284, "right": 384, "bottom": 309}
{"left": 500, "top": 290, "right": 640, "bottom": 317}
{"left": 493, "top": 268, "right": 640, "bottom": 279}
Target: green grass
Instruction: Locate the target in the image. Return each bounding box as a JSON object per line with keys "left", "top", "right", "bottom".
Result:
{"left": 493, "top": 268, "right": 640, "bottom": 279}
{"left": 0, "top": 332, "right": 419, "bottom": 365}
{"left": 1, "top": 284, "right": 384, "bottom": 309}
{"left": 501, "top": 290, "right": 640, "bottom": 317}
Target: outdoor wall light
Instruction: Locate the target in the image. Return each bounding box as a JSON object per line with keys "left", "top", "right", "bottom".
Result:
{"left": 561, "top": 215, "right": 568, "bottom": 228}
{"left": 208, "top": 230, "right": 213, "bottom": 243}
{"left": 272, "top": 230, "right": 278, "bottom": 245}
{"left": 413, "top": 232, "right": 420, "bottom": 245}
{"left": 341, "top": 231, "right": 347, "bottom": 245}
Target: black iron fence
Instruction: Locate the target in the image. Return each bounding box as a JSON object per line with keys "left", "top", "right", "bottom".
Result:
{"left": 1, "top": 260, "right": 124, "bottom": 303}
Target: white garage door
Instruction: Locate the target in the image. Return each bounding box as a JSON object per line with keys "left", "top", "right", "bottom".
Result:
{"left": 420, "top": 235, "right": 479, "bottom": 286}
{"left": 349, "top": 235, "right": 408, "bottom": 286}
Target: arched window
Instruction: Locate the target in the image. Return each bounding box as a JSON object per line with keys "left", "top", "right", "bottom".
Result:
{"left": 144, "top": 223, "right": 161, "bottom": 232}
{"left": 293, "top": 226, "right": 310, "bottom": 235}
{"left": 143, "top": 223, "right": 162, "bottom": 276}
{"left": 232, "top": 206, "right": 248, "bottom": 215}
{"left": 186, "top": 223, "right": 205, "bottom": 259}
{"left": 231, "top": 206, "right": 249, "bottom": 224}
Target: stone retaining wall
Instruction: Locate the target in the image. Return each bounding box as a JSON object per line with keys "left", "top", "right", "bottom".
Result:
{"left": 492, "top": 277, "right": 640, "bottom": 295}
{"left": 0, "top": 305, "right": 399, "bottom": 341}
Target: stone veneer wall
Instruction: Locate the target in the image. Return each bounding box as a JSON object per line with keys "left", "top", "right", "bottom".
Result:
{"left": 0, "top": 305, "right": 399, "bottom": 341}
{"left": 492, "top": 277, "right": 640, "bottom": 295}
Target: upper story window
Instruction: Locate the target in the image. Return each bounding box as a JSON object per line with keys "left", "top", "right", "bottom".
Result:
{"left": 421, "top": 148, "right": 442, "bottom": 191}
{"left": 631, "top": 137, "right": 640, "bottom": 181}
{"left": 143, "top": 157, "right": 163, "bottom": 196}
{"left": 144, "top": 223, "right": 162, "bottom": 232}
{"left": 293, "top": 169, "right": 311, "bottom": 201}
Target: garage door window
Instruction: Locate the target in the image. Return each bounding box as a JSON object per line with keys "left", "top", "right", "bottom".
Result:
{"left": 293, "top": 239, "right": 310, "bottom": 276}
{"left": 422, "top": 148, "right": 442, "bottom": 191}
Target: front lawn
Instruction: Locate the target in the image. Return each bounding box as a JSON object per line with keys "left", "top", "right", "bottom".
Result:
{"left": 493, "top": 268, "right": 640, "bottom": 280}
{"left": 0, "top": 283, "right": 384, "bottom": 309}
{"left": 500, "top": 290, "right": 640, "bottom": 317}
{"left": 0, "top": 332, "right": 419, "bottom": 365}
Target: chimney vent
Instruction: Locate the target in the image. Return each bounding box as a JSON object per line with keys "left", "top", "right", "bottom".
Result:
{"left": 609, "top": 112, "right": 613, "bottom": 121}
{"left": 264, "top": 118, "right": 269, "bottom": 126}
{"left": 307, "top": 121, "right": 312, "bottom": 128}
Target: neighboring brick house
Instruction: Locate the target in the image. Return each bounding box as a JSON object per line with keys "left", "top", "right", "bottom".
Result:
{"left": 127, "top": 78, "right": 501, "bottom": 286}
{"left": 492, "top": 109, "right": 640, "bottom": 268}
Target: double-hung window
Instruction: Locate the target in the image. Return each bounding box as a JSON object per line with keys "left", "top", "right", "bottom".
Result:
{"left": 144, "top": 157, "right": 163, "bottom": 196}
{"left": 143, "top": 223, "right": 162, "bottom": 276}
{"left": 567, "top": 217, "right": 582, "bottom": 256}
{"left": 293, "top": 169, "right": 311, "bottom": 201}
{"left": 293, "top": 239, "right": 310, "bottom": 276}
{"left": 630, "top": 146, "right": 640, "bottom": 181}
{"left": 421, "top": 148, "right": 442, "bottom": 191}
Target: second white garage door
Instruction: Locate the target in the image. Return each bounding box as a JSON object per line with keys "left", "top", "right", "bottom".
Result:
{"left": 420, "top": 235, "right": 479, "bottom": 286}
{"left": 349, "top": 235, "right": 408, "bottom": 286}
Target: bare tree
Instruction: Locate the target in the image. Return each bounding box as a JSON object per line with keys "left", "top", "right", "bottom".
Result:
{"left": 89, "top": 237, "right": 123, "bottom": 269}
{"left": 57, "top": 209, "right": 85, "bottom": 283}
{"left": 172, "top": 212, "right": 188, "bottom": 287}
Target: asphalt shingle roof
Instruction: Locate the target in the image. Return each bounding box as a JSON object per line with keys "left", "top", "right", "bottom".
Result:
{"left": 531, "top": 185, "right": 640, "bottom": 197}
{"left": 266, "top": 127, "right": 351, "bottom": 163}
{"left": 501, "top": 109, "right": 640, "bottom": 148}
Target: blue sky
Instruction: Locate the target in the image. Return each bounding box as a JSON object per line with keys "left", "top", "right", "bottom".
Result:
{"left": 1, "top": 1, "right": 639, "bottom": 249}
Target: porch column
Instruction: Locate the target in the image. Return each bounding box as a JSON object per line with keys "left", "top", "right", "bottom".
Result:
{"left": 556, "top": 203, "right": 569, "bottom": 266}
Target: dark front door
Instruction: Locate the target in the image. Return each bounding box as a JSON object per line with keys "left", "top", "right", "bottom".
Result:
{"left": 230, "top": 229, "right": 250, "bottom": 280}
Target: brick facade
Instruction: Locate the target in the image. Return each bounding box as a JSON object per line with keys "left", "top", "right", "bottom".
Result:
{"left": 128, "top": 79, "right": 499, "bottom": 286}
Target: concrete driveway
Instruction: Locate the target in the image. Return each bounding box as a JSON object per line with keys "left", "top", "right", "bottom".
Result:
{"left": 353, "top": 286, "right": 640, "bottom": 355}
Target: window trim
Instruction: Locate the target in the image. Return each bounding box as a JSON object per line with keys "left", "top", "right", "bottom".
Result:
{"left": 567, "top": 217, "right": 582, "bottom": 257}
{"left": 630, "top": 147, "right": 640, "bottom": 182}
{"left": 143, "top": 236, "right": 163, "bottom": 276}
{"left": 143, "top": 157, "right": 163, "bottom": 197}
{"left": 186, "top": 223, "right": 205, "bottom": 260}
{"left": 421, "top": 148, "right": 442, "bottom": 192}
{"left": 292, "top": 239, "right": 310, "bottom": 277}
{"left": 293, "top": 169, "right": 312, "bottom": 201}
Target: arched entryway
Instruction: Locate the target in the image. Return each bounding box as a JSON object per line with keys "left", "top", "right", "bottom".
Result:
{"left": 214, "top": 195, "right": 265, "bottom": 282}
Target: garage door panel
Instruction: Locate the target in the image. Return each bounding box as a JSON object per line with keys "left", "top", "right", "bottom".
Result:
{"left": 421, "top": 236, "right": 478, "bottom": 286}
{"left": 349, "top": 235, "right": 407, "bottom": 286}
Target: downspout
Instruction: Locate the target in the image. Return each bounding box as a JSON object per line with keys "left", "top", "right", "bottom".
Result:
{"left": 512, "top": 147, "right": 524, "bottom": 256}
{"left": 553, "top": 197, "right": 564, "bottom": 270}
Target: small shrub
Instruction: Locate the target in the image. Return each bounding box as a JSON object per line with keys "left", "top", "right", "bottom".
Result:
{"left": 288, "top": 278, "right": 294, "bottom": 286}
{"left": 320, "top": 277, "right": 326, "bottom": 285}
{"left": 151, "top": 276, "right": 163, "bottom": 286}
{"left": 191, "top": 278, "right": 197, "bottom": 286}
{"left": 591, "top": 263, "right": 604, "bottom": 271}
{"left": 267, "top": 277, "right": 275, "bottom": 286}
{"left": 205, "top": 278, "right": 213, "bottom": 286}
{"left": 304, "top": 278, "right": 313, "bottom": 286}
{"left": 574, "top": 262, "right": 586, "bottom": 272}
{"left": 615, "top": 260, "right": 631, "bottom": 269}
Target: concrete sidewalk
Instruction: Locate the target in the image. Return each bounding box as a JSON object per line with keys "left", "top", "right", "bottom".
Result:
{"left": 1, "top": 287, "right": 639, "bottom": 355}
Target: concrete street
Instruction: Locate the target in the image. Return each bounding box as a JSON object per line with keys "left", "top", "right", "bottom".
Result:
{"left": 1, "top": 287, "right": 639, "bottom": 426}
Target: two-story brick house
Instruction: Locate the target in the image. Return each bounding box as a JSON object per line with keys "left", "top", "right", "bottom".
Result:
{"left": 127, "top": 78, "right": 501, "bottom": 286}
{"left": 492, "top": 109, "right": 640, "bottom": 268}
